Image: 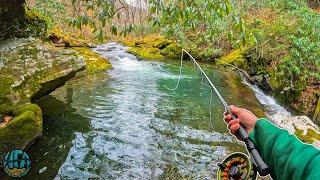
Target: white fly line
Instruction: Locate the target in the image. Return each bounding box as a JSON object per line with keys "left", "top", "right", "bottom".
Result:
{"left": 163, "top": 49, "right": 228, "bottom": 147}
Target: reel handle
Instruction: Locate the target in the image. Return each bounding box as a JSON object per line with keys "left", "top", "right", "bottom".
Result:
{"left": 227, "top": 110, "right": 270, "bottom": 176}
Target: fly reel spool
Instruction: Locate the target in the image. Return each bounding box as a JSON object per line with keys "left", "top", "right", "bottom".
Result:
{"left": 217, "top": 152, "right": 257, "bottom": 180}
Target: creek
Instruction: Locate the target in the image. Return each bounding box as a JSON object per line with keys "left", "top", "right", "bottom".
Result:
{"left": 23, "top": 43, "right": 271, "bottom": 179}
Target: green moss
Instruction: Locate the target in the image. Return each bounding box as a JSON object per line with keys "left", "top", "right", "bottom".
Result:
{"left": 218, "top": 49, "right": 245, "bottom": 65}
{"left": 0, "top": 104, "right": 14, "bottom": 115}
{"left": 160, "top": 43, "right": 182, "bottom": 58}
{"left": 197, "top": 48, "right": 223, "bottom": 61}
{"left": 121, "top": 38, "right": 136, "bottom": 47}
{"left": 0, "top": 77, "right": 13, "bottom": 105}
{"left": 0, "top": 103, "right": 42, "bottom": 158}
{"left": 48, "top": 28, "right": 93, "bottom": 47}
{"left": 13, "top": 104, "right": 41, "bottom": 116}
{"left": 295, "top": 127, "right": 320, "bottom": 144}
{"left": 269, "top": 72, "right": 282, "bottom": 91}
{"left": 128, "top": 47, "right": 164, "bottom": 60}
{"left": 149, "top": 36, "right": 173, "bottom": 49}
{"left": 74, "top": 47, "right": 112, "bottom": 74}
{"left": 121, "top": 35, "right": 181, "bottom": 60}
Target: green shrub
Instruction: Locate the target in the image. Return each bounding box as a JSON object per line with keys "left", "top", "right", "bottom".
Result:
{"left": 243, "top": 0, "right": 320, "bottom": 105}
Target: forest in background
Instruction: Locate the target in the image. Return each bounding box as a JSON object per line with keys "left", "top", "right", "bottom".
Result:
{"left": 1, "top": 1, "right": 320, "bottom": 175}
{"left": 1, "top": 0, "right": 320, "bottom": 122}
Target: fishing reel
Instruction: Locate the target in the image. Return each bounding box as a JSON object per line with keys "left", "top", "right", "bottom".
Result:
{"left": 217, "top": 152, "right": 257, "bottom": 180}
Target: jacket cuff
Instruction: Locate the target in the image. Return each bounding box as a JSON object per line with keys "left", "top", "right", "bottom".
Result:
{"left": 249, "top": 118, "right": 269, "bottom": 143}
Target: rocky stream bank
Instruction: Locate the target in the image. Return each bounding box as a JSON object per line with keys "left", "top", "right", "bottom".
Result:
{"left": 0, "top": 37, "right": 111, "bottom": 159}
{"left": 119, "top": 35, "right": 320, "bottom": 145}
{"left": 0, "top": 33, "right": 318, "bottom": 163}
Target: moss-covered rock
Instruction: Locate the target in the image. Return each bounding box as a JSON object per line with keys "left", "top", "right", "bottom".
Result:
{"left": 0, "top": 37, "right": 88, "bottom": 157}
{"left": 0, "top": 103, "right": 42, "bottom": 158}
{"left": 128, "top": 47, "right": 164, "bottom": 60}
{"left": 30, "top": 67, "right": 85, "bottom": 101}
{"left": 73, "top": 47, "right": 112, "bottom": 73}
{"left": 122, "top": 35, "right": 172, "bottom": 48}
{"left": 217, "top": 49, "right": 245, "bottom": 65}
{"left": 295, "top": 127, "right": 320, "bottom": 144}
{"left": 120, "top": 35, "right": 181, "bottom": 60}
{"left": 160, "top": 43, "right": 182, "bottom": 58}
{"left": 1, "top": 38, "right": 86, "bottom": 100}
{"left": 0, "top": 77, "right": 13, "bottom": 105}
{"left": 47, "top": 28, "right": 96, "bottom": 48}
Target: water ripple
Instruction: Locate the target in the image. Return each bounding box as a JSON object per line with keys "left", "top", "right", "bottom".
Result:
{"left": 56, "top": 43, "right": 235, "bottom": 179}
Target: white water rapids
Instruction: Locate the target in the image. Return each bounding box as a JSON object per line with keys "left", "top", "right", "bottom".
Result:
{"left": 242, "top": 79, "right": 320, "bottom": 148}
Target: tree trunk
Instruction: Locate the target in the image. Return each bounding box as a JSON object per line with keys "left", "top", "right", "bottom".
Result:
{"left": 0, "top": 0, "right": 26, "bottom": 24}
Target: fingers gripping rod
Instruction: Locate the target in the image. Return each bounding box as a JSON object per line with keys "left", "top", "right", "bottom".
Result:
{"left": 182, "top": 49, "right": 269, "bottom": 176}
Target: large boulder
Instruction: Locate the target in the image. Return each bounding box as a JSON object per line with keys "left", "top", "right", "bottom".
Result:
{"left": 0, "top": 103, "right": 42, "bottom": 159}
{"left": 0, "top": 37, "right": 86, "bottom": 158}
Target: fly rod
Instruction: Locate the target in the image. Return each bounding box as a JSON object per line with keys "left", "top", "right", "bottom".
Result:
{"left": 182, "top": 49, "right": 269, "bottom": 176}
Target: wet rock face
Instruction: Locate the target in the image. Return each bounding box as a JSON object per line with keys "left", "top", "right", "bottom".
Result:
{"left": 0, "top": 37, "right": 85, "bottom": 101}
{"left": 251, "top": 75, "right": 271, "bottom": 92}
{"left": 0, "top": 37, "right": 85, "bottom": 155}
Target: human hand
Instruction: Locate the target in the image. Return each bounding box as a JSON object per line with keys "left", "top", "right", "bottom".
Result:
{"left": 224, "top": 105, "right": 258, "bottom": 136}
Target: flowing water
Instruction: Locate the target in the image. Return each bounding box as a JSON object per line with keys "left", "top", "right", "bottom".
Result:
{"left": 22, "top": 43, "right": 267, "bottom": 179}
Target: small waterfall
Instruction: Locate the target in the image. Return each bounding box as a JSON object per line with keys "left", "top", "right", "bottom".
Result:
{"left": 241, "top": 80, "right": 291, "bottom": 124}
{"left": 241, "top": 78, "right": 320, "bottom": 146}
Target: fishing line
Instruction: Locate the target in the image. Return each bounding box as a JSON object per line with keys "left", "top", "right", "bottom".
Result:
{"left": 162, "top": 50, "right": 184, "bottom": 91}
{"left": 163, "top": 51, "right": 270, "bottom": 176}
{"left": 164, "top": 50, "right": 221, "bottom": 146}
{"left": 200, "top": 71, "right": 222, "bottom": 147}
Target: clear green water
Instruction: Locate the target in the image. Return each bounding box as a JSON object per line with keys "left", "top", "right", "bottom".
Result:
{"left": 13, "top": 43, "right": 265, "bottom": 179}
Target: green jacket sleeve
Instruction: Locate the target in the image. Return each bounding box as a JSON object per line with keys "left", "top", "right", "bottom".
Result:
{"left": 249, "top": 118, "right": 320, "bottom": 180}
